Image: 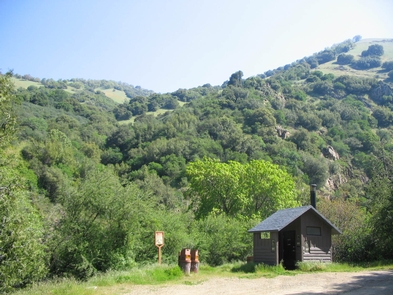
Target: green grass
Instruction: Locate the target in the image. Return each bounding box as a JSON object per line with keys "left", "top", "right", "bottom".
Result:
{"left": 11, "top": 77, "right": 43, "bottom": 89}
{"left": 118, "top": 101, "right": 188, "bottom": 125}
{"left": 316, "top": 38, "right": 393, "bottom": 81}
{"left": 11, "top": 260, "right": 393, "bottom": 295}
{"left": 98, "top": 88, "right": 129, "bottom": 104}
{"left": 13, "top": 264, "right": 183, "bottom": 295}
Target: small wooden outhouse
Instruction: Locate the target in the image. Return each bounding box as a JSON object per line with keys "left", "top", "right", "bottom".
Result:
{"left": 248, "top": 204, "right": 341, "bottom": 269}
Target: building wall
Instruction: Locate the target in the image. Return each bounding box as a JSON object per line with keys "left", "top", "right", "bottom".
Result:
{"left": 300, "top": 211, "right": 332, "bottom": 262}
{"left": 252, "top": 209, "right": 335, "bottom": 266}
{"left": 253, "top": 231, "right": 278, "bottom": 265}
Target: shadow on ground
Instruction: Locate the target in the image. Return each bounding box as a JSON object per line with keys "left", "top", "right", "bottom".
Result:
{"left": 288, "top": 270, "right": 393, "bottom": 295}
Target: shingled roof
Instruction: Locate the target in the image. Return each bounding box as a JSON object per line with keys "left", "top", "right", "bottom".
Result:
{"left": 248, "top": 205, "right": 341, "bottom": 235}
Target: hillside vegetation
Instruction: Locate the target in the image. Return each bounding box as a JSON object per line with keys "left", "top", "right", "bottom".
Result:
{"left": 1, "top": 36, "right": 393, "bottom": 293}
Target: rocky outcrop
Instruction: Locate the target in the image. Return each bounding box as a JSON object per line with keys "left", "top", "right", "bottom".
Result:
{"left": 276, "top": 125, "right": 290, "bottom": 139}
{"left": 325, "top": 173, "right": 348, "bottom": 191}
{"left": 322, "top": 145, "right": 339, "bottom": 160}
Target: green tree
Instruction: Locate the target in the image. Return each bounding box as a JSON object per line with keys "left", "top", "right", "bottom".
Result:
{"left": 0, "top": 72, "right": 17, "bottom": 145}
{"left": 353, "top": 56, "right": 381, "bottom": 69}
{"left": 301, "top": 153, "right": 329, "bottom": 188}
{"left": 337, "top": 54, "right": 354, "bottom": 65}
{"left": 0, "top": 162, "right": 48, "bottom": 292}
{"left": 382, "top": 61, "right": 393, "bottom": 71}
{"left": 361, "top": 44, "right": 384, "bottom": 57}
{"left": 0, "top": 72, "right": 48, "bottom": 292}
{"left": 372, "top": 106, "right": 393, "bottom": 127}
{"left": 228, "top": 70, "right": 244, "bottom": 87}
{"left": 364, "top": 148, "right": 393, "bottom": 259}
{"left": 190, "top": 213, "right": 255, "bottom": 265}
{"left": 352, "top": 35, "right": 362, "bottom": 42}
{"left": 50, "top": 166, "right": 155, "bottom": 279}
{"left": 318, "top": 198, "right": 371, "bottom": 262}
{"left": 186, "top": 158, "right": 299, "bottom": 219}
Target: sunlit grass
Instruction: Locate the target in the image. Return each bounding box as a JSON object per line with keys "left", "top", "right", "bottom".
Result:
{"left": 13, "top": 264, "right": 183, "bottom": 295}
{"left": 118, "top": 101, "right": 188, "bottom": 125}
{"left": 98, "top": 88, "right": 129, "bottom": 104}
{"left": 314, "top": 38, "right": 393, "bottom": 81}
{"left": 11, "top": 77, "right": 42, "bottom": 89}
{"left": 12, "top": 260, "right": 393, "bottom": 295}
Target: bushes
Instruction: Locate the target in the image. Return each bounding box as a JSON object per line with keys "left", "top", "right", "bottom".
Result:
{"left": 337, "top": 54, "right": 354, "bottom": 65}
{"left": 190, "top": 214, "right": 255, "bottom": 266}
{"left": 352, "top": 56, "right": 381, "bottom": 70}
{"left": 361, "top": 44, "right": 384, "bottom": 57}
{"left": 382, "top": 61, "right": 393, "bottom": 71}
{"left": 317, "top": 198, "right": 376, "bottom": 262}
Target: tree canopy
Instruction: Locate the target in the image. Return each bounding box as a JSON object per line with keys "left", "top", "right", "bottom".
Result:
{"left": 186, "top": 158, "right": 299, "bottom": 219}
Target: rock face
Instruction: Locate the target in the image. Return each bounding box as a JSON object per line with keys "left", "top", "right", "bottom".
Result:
{"left": 322, "top": 145, "right": 339, "bottom": 160}
{"left": 326, "top": 173, "right": 347, "bottom": 191}
{"left": 370, "top": 82, "right": 393, "bottom": 104}
{"left": 276, "top": 126, "right": 290, "bottom": 139}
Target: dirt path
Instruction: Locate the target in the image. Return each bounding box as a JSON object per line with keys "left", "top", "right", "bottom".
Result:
{"left": 125, "top": 270, "right": 393, "bottom": 295}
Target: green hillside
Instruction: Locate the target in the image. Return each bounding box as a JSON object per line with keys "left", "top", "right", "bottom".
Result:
{"left": 11, "top": 75, "right": 153, "bottom": 103}
{"left": 316, "top": 38, "right": 393, "bottom": 81}
{"left": 2, "top": 36, "right": 393, "bottom": 293}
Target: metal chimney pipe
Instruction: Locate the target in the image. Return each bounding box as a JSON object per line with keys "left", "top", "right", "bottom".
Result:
{"left": 310, "top": 184, "right": 317, "bottom": 209}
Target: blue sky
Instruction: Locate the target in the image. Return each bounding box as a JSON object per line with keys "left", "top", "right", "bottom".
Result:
{"left": 1, "top": 0, "right": 392, "bottom": 93}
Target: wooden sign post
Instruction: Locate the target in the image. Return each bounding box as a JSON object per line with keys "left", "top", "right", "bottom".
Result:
{"left": 155, "top": 231, "right": 164, "bottom": 264}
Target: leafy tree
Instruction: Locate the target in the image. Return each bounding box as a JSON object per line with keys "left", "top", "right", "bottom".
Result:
{"left": 337, "top": 54, "right": 354, "bottom": 65}
{"left": 352, "top": 35, "right": 362, "bottom": 42}
{"left": 197, "top": 116, "right": 244, "bottom": 150}
{"left": 382, "top": 61, "right": 393, "bottom": 71}
{"left": 318, "top": 198, "right": 372, "bottom": 262}
{"left": 364, "top": 148, "right": 393, "bottom": 259}
{"left": 113, "top": 104, "right": 132, "bottom": 120}
{"left": 361, "top": 44, "right": 384, "bottom": 57}
{"left": 0, "top": 72, "right": 17, "bottom": 144}
{"left": 106, "top": 125, "right": 136, "bottom": 152}
{"left": 0, "top": 162, "right": 48, "bottom": 292}
{"left": 290, "top": 128, "right": 321, "bottom": 155}
{"left": 316, "top": 49, "right": 336, "bottom": 64}
{"left": 50, "top": 166, "right": 155, "bottom": 278}
{"left": 301, "top": 152, "right": 329, "bottom": 187}
{"left": 186, "top": 158, "right": 299, "bottom": 219}
{"left": 372, "top": 106, "right": 393, "bottom": 127}
{"left": 332, "top": 39, "right": 353, "bottom": 54}
{"left": 312, "top": 80, "right": 334, "bottom": 95}
{"left": 296, "top": 111, "right": 322, "bottom": 131}
{"left": 352, "top": 56, "right": 381, "bottom": 69}
{"left": 305, "top": 56, "right": 318, "bottom": 68}
{"left": 190, "top": 213, "right": 255, "bottom": 265}
{"left": 162, "top": 97, "right": 179, "bottom": 109}
{"left": 228, "top": 71, "right": 244, "bottom": 87}
{"left": 0, "top": 72, "right": 48, "bottom": 292}
{"left": 244, "top": 108, "right": 276, "bottom": 130}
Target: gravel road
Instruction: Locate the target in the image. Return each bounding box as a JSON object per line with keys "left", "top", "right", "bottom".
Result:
{"left": 126, "top": 270, "right": 393, "bottom": 295}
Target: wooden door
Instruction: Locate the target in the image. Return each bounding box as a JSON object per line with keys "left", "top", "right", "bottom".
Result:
{"left": 283, "top": 230, "right": 296, "bottom": 269}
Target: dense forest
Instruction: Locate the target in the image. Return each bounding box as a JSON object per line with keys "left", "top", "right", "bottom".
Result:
{"left": 1, "top": 37, "right": 393, "bottom": 293}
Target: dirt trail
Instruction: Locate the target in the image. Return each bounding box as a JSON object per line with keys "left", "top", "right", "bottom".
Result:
{"left": 125, "top": 270, "right": 393, "bottom": 295}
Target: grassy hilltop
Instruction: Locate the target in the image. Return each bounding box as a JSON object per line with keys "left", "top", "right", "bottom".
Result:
{"left": 316, "top": 38, "right": 393, "bottom": 81}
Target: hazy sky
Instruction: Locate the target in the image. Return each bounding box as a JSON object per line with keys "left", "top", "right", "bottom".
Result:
{"left": 1, "top": 0, "right": 392, "bottom": 93}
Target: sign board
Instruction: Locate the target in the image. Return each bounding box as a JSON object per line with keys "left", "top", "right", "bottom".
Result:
{"left": 155, "top": 231, "right": 164, "bottom": 247}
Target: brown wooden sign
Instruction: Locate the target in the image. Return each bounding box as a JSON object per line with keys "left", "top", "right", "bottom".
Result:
{"left": 155, "top": 231, "right": 164, "bottom": 264}
{"left": 155, "top": 231, "right": 164, "bottom": 247}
